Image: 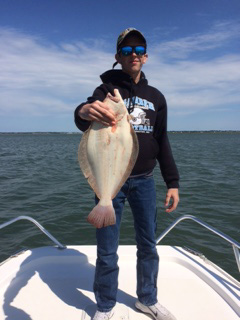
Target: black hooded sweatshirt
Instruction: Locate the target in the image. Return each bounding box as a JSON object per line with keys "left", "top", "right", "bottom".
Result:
{"left": 74, "top": 69, "right": 179, "bottom": 189}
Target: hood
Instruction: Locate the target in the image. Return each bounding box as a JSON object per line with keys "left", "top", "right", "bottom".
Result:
{"left": 100, "top": 69, "right": 148, "bottom": 88}
{"left": 100, "top": 69, "right": 148, "bottom": 113}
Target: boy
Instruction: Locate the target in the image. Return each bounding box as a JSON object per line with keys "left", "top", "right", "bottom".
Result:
{"left": 75, "top": 28, "right": 179, "bottom": 320}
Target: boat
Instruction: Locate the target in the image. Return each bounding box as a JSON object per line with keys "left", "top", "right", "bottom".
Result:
{"left": 0, "top": 215, "right": 239, "bottom": 320}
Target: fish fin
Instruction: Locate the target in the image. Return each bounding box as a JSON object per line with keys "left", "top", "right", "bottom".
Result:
{"left": 78, "top": 128, "right": 91, "bottom": 178}
{"left": 87, "top": 203, "right": 116, "bottom": 228}
{"left": 78, "top": 128, "right": 101, "bottom": 198}
{"left": 128, "top": 114, "right": 134, "bottom": 121}
{"left": 111, "top": 124, "right": 139, "bottom": 199}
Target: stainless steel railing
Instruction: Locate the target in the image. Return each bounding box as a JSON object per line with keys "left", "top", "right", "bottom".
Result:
{"left": 156, "top": 214, "right": 240, "bottom": 273}
{"left": 0, "top": 215, "right": 65, "bottom": 249}
{"left": 1, "top": 215, "right": 239, "bottom": 272}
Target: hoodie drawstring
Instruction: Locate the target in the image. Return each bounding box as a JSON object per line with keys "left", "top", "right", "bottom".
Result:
{"left": 128, "top": 79, "right": 135, "bottom": 114}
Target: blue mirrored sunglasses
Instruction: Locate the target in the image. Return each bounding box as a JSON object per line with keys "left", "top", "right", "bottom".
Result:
{"left": 118, "top": 46, "right": 146, "bottom": 56}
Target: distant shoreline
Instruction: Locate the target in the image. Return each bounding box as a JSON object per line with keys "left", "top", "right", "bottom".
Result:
{"left": 0, "top": 130, "right": 240, "bottom": 135}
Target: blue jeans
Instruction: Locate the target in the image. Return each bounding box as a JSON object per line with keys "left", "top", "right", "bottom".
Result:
{"left": 94, "top": 175, "right": 159, "bottom": 312}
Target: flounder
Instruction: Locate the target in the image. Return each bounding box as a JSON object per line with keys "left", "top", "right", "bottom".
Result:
{"left": 78, "top": 89, "right": 139, "bottom": 228}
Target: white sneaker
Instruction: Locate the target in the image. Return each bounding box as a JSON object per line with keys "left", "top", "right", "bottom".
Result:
{"left": 135, "top": 300, "right": 177, "bottom": 320}
{"left": 92, "top": 309, "right": 114, "bottom": 320}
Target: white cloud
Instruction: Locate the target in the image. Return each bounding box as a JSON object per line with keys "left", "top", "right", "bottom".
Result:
{"left": 145, "top": 21, "right": 240, "bottom": 115}
{"left": 0, "top": 28, "right": 113, "bottom": 117}
{"left": 146, "top": 54, "right": 240, "bottom": 114}
{"left": 152, "top": 20, "right": 240, "bottom": 59}
{"left": 0, "top": 22, "right": 240, "bottom": 128}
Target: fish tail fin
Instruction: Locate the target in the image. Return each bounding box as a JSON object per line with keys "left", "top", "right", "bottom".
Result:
{"left": 87, "top": 203, "right": 116, "bottom": 228}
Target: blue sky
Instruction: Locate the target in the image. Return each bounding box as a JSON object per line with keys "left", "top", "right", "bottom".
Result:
{"left": 0, "top": 0, "right": 239, "bottom": 132}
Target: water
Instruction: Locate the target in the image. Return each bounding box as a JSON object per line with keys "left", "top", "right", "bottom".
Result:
{"left": 0, "top": 132, "right": 239, "bottom": 280}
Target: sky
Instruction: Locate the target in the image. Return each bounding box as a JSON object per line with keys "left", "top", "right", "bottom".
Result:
{"left": 0, "top": 0, "right": 239, "bottom": 132}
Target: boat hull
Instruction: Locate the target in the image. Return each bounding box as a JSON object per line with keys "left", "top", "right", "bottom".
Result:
{"left": 0, "top": 245, "right": 239, "bottom": 320}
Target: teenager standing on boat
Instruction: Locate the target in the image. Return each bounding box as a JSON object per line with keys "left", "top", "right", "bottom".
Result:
{"left": 75, "top": 28, "right": 179, "bottom": 320}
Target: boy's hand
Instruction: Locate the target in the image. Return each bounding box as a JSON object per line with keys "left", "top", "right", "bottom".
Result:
{"left": 79, "top": 100, "right": 116, "bottom": 126}
{"left": 165, "top": 188, "right": 179, "bottom": 213}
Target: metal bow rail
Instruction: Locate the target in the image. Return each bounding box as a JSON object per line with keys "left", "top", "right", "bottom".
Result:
{"left": 0, "top": 215, "right": 239, "bottom": 272}
{"left": 156, "top": 215, "right": 240, "bottom": 273}
{"left": 0, "top": 215, "right": 65, "bottom": 249}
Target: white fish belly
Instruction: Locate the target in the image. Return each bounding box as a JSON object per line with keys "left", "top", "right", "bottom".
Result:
{"left": 87, "top": 116, "right": 133, "bottom": 202}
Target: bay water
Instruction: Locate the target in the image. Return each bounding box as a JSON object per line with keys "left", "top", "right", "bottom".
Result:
{"left": 0, "top": 132, "right": 239, "bottom": 280}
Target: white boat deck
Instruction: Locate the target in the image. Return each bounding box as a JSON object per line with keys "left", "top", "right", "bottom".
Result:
{"left": 0, "top": 245, "right": 239, "bottom": 320}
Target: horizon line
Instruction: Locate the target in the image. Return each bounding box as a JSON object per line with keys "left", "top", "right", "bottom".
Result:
{"left": 1, "top": 130, "right": 240, "bottom": 134}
